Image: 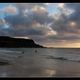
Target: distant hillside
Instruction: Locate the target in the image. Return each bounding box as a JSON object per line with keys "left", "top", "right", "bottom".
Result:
{"left": 0, "top": 36, "right": 44, "bottom": 48}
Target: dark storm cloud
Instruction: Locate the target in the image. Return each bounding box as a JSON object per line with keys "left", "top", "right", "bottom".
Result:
{"left": 4, "top": 10, "right": 53, "bottom": 27}
{"left": 50, "top": 13, "right": 77, "bottom": 34}
{"left": 32, "top": 12, "right": 53, "bottom": 24}
{"left": 8, "top": 29, "right": 46, "bottom": 37}
{"left": 50, "top": 3, "right": 80, "bottom": 34}
{"left": 4, "top": 14, "right": 33, "bottom": 27}
{"left": 3, "top": 3, "right": 55, "bottom": 38}
{"left": 45, "top": 3, "right": 80, "bottom": 44}
{"left": 65, "top": 3, "right": 80, "bottom": 10}
{"left": 64, "top": 3, "right": 80, "bottom": 29}
{"left": 50, "top": 13, "right": 68, "bottom": 32}
{"left": 4, "top": 12, "right": 55, "bottom": 36}
{"left": 4, "top": 3, "right": 80, "bottom": 35}
{"left": 4, "top": 3, "right": 53, "bottom": 28}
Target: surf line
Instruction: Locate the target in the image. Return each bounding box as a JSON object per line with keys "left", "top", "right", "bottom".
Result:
{"left": 18, "top": 51, "right": 25, "bottom": 58}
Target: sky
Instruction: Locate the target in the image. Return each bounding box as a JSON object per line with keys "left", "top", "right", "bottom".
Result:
{"left": 0, "top": 3, "right": 80, "bottom": 48}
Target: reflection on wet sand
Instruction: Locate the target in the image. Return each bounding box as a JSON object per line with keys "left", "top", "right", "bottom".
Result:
{"left": 44, "top": 69, "right": 56, "bottom": 76}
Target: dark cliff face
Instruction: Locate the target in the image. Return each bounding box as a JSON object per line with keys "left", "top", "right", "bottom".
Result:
{"left": 0, "top": 36, "right": 44, "bottom": 48}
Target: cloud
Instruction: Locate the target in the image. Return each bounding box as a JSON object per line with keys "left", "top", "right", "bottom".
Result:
{"left": 15, "top": 3, "right": 47, "bottom": 14}
{"left": 42, "top": 3, "right": 80, "bottom": 46}
{"left": 50, "top": 3, "right": 80, "bottom": 35}
{"left": 48, "top": 34, "right": 80, "bottom": 41}
{"left": 1, "top": 22, "right": 57, "bottom": 37}
{"left": 65, "top": 3, "right": 80, "bottom": 25}
{"left": 0, "top": 19, "right": 4, "bottom": 25}
{"left": 4, "top": 4, "right": 53, "bottom": 26}
{"left": 3, "top": 3, "right": 56, "bottom": 40}
{"left": 58, "top": 3, "right": 65, "bottom": 8}
{"left": 2, "top": 3, "right": 80, "bottom": 47}
{"left": 32, "top": 5, "right": 47, "bottom": 13}
{"left": 0, "top": 5, "right": 17, "bottom": 14}
{"left": 0, "top": 19, "right": 9, "bottom": 29}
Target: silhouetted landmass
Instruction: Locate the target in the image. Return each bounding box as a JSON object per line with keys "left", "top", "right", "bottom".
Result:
{"left": 0, "top": 36, "right": 45, "bottom": 48}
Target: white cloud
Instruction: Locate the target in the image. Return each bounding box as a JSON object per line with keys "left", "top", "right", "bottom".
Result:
{"left": 0, "top": 5, "right": 17, "bottom": 14}
{"left": 31, "top": 5, "right": 47, "bottom": 14}
{"left": 58, "top": 3, "right": 65, "bottom": 8}
{"left": 44, "top": 3, "right": 50, "bottom": 6}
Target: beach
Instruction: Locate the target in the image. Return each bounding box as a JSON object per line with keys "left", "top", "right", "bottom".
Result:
{"left": 0, "top": 48, "right": 80, "bottom": 77}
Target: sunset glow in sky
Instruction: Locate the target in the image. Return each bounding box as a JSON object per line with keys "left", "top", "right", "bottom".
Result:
{"left": 0, "top": 3, "right": 80, "bottom": 48}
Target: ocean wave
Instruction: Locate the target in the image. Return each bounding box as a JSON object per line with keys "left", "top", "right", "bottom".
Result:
{"left": 46, "top": 55, "right": 80, "bottom": 62}
{"left": 0, "top": 50, "right": 22, "bottom": 54}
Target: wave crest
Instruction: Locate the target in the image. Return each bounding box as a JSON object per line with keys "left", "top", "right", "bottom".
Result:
{"left": 46, "top": 55, "right": 80, "bottom": 62}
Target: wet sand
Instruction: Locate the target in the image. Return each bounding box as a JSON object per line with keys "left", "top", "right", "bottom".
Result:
{"left": 0, "top": 56, "right": 80, "bottom": 77}
{"left": 0, "top": 48, "right": 80, "bottom": 77}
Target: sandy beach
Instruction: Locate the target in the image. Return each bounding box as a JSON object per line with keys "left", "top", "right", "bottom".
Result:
{"left": 0, "top": 48, "right": 80, "bottom": 77}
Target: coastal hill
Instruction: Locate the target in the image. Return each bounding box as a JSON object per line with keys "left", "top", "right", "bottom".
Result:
{"left": 0, "top": 36, "right": 44, "bottom": 48}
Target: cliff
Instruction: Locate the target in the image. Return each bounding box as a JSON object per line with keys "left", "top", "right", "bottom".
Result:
{"left": 0, "top": 36, "right": 44, "bottom": 48}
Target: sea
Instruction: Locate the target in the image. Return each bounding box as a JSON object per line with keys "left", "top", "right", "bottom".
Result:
{"left": 0, "top": 48, "right": 80, "bottom": 77}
